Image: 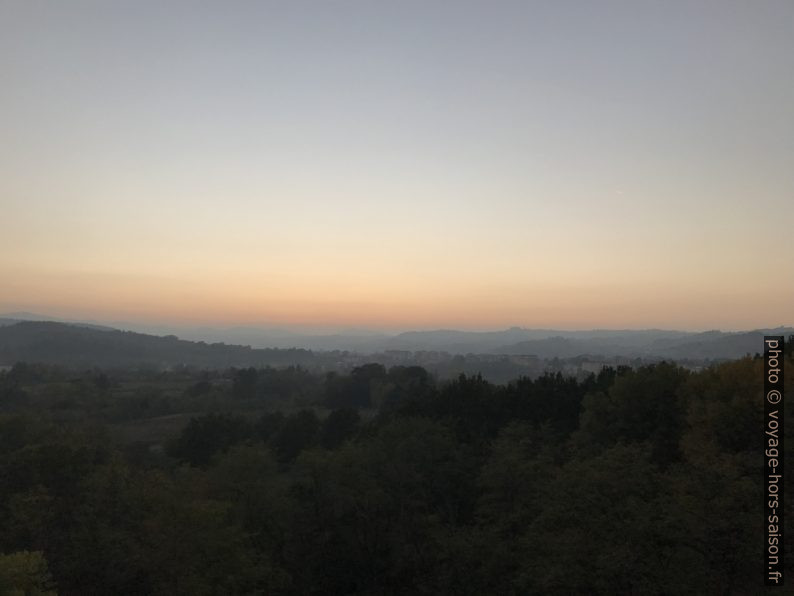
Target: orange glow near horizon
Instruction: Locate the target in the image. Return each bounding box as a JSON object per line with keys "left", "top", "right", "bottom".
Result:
{"left": 2, "top": 262, "right": 791, "bottom": 332}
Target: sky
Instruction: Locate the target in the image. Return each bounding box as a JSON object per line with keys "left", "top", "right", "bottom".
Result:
{"left": 1, "top": 1, "right": 792, "bottom": 331}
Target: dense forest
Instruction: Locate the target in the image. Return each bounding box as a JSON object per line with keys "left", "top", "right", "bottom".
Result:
{"left": 0, "top": 343, "right": 791, "bottom": 595}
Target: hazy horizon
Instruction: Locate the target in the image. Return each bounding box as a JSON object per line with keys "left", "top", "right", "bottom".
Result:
{"left": 1, "top": 308, "right": 791, "bottom": 338}
{"left": 3, "top": 2, "right": 792, "bottom": 330}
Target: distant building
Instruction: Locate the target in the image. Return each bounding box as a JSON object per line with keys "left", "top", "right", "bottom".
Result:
{"left": 508, "top": 355, "right": 539, "bottom": 366}
{"left": 580, "top": 361, "right": 609, "bottom": 374}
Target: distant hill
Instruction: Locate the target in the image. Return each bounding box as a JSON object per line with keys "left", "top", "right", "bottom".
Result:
{"left": 386, "top": 327, "right": 694, "bottom": 355}
{"left": 0, "top": 322, "right": 316, "bottom": 368}
{"left": 0, "top": 314, "right": 392, "bottom": 352}
{"left": 0, "top": 317, "right": 790, "bottom": 366}
{"left": 495, "top": 328, "right": 794, "bottom": 360}
{"left": 0, "top": 313, "right": 116, "bottom": 332}
{"left": 646, "top": 329, "right": 793, "bottom": 360}
{"left": 173, "top": 326, "right": 390, "bottom": 352}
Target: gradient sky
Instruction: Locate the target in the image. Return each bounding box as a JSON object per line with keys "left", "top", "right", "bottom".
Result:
{"left": 1, "top": 1, "right": 792, "bottom": 331}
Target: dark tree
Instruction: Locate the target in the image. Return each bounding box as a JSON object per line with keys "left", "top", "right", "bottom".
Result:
{"left": 167, "top": 413, "right": 253, "bottom": 467}
{"left": 321, "top": 408, "right": 360, "bottom": 449}
{"left": 271, "top": 410, "right": 319, "bottom": 461}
